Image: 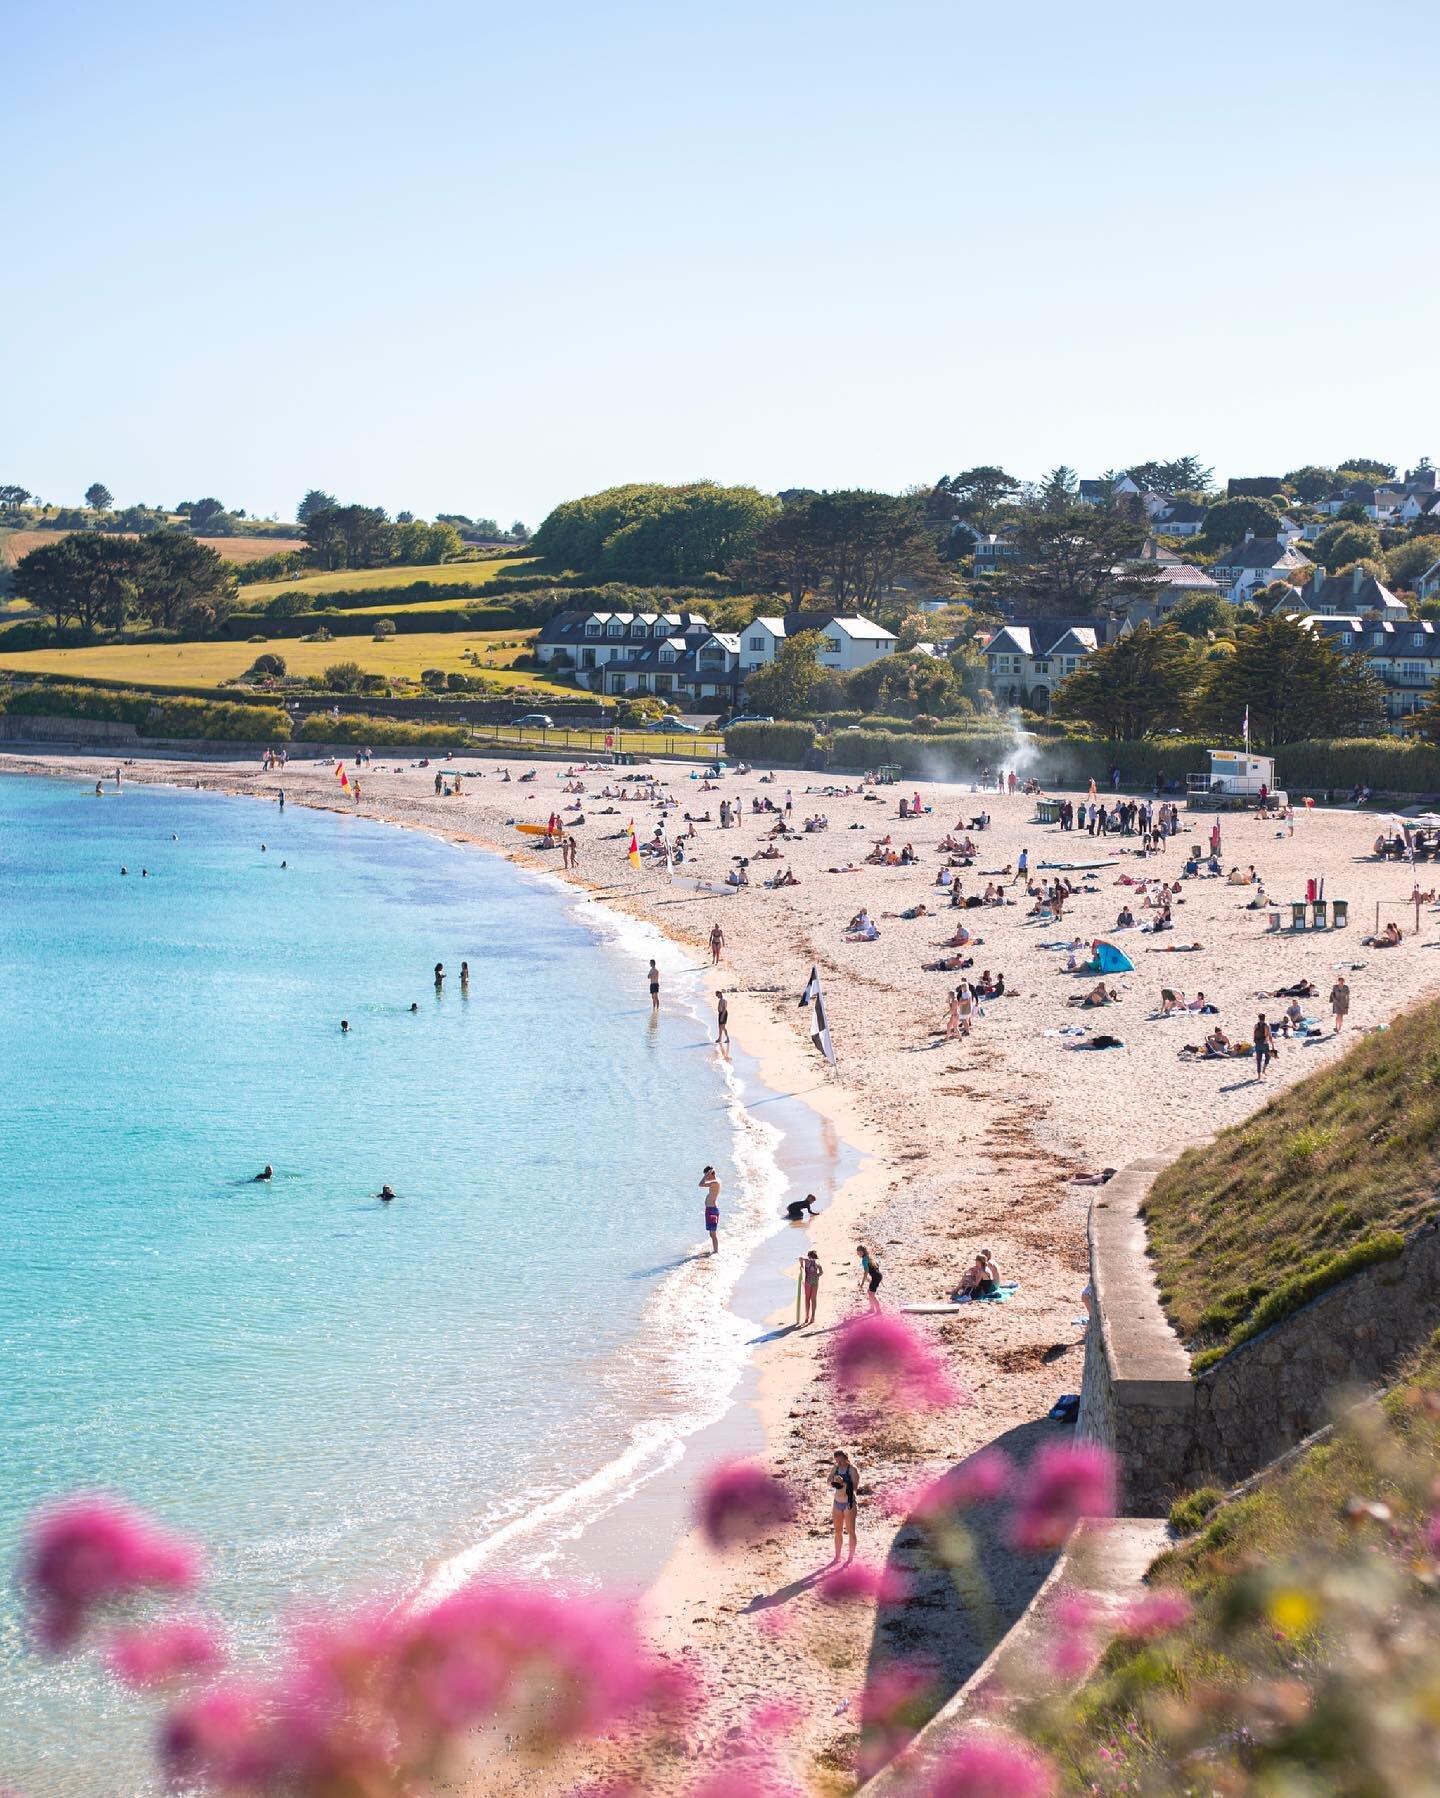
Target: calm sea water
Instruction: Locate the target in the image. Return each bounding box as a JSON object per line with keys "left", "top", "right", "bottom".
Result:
{"left": 0, "top": 773, "right": 788, "bottom": 1796}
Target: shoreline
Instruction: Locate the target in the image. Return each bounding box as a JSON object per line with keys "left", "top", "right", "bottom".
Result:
{"left": 9, "top": 746, "right": 1439, "bottom": 1791}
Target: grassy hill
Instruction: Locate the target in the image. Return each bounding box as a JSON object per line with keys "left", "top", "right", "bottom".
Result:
{"left": 1, "top": 528, "right": 303, "bottom": 566}
{"left": 0, "top": 629, "right": 577, "bottom": 696}
{"left": 1045, "top": 1330, "right": 1440, "bottom": 1795}
{"left": 1144, "top": 997, "right": 1440, "bottom": 1368}
{"left": 238, "top": 556, "right": 530, "bottom": 604}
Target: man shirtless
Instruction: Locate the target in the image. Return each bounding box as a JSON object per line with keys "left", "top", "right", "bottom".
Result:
{"left": 699, "top": 1165, "right": 721, "bottom": 1252}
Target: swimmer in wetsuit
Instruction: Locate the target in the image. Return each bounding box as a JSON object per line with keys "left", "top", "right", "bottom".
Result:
{"left": 255, "top": 1165, "right": 273, "bottom": 1182}
{"left": 785, "top": 1193, "right": 819, "bottom": 1221}
{"left": 379, "top": 1185, "right": 396, "bottom": 1202}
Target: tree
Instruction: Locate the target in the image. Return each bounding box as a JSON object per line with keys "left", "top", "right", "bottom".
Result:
{"left": 296, "top": 489, "right": 337, "bottom": 525}
{"left": 994, "top": 500, "right": 1153, "bottom": 617}
{"left": 1038, "top": 466, "right": 1078, "bottom": 510}
{"left": 1313, "top": 520, "right": 1382, "bottom": 571}
{"left": 1198, "top": 614, "right": 1386, "bottom": 746}
{"left": 395, "top": 511, "right": 415, "bottom": 524}
{"left": 1409, "top": 681, "right": 1440, "bottom": 748}
{"left": 533, "top": 482, "right": 779, "bottom": 580}
{"left": 188, "top": 497, "right": 227, "bottom": 531}
{"left": 1127, "top": 456, "right": 1214, "bottom": 497}
{"left": 13, "top": 532, "right": 143, "bottom": 631}
{"left": 1336, "top": 459, "right": 1395, "bottom": 483}
{"left": 266, "top": 591, "right": 308, "bottom": 618}
{"left": 1284, "top": 465, "right": 1336, "bottom": 503}
{"left": 84, "top": 483, "right": 113, "bottom": 513}
{"left": 304, "top": 504, "right": 395, "bottom": 571}
{"left": 845, "top": 650, "right": 965, "bottom": 718}
{"left": 323, "top": 661, "right": 366, "bottom": 692}
{"left": 1168, "top": 594, "right": 1239, "bottom": 639}
{"left": 741, "top": 631, "right": 826, "bottom": 718}
{"left": 0, "top": 484, "right": 31, "bottom": 510}
{"left": 510, "top": 520, "right": 530, "bottom": 541}
{"left": 1386, "top": 536, "right": 1440, "bottom": 591}
{"left": 942, "top": 466, "right": 1021, "bottom": 530}
{"left": 1200, "top": 495, "right": 1283, "bottom": 547}
{"left": 1049, "top": 623, "right": 1201, "bottom": 739}
{"left": 135, "top": 533, "right": 235, "bottom": 630}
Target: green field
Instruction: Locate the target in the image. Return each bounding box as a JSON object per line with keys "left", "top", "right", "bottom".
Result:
{"left": 239, "top": 556, "right": 534, "bottom": 604}
{"left": 0, "top": 629, "right": 577, "bottom": 696}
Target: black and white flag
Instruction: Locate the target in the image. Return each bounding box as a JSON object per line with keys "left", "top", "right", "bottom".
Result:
{"left": 798, "top": 964, "right": 836, "bottom": 1065}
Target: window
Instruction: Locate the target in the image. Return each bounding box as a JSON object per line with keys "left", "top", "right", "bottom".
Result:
{"left": 1414, "top": 634, "right": 1424, "bottom": 648}
{"left": 1063, "top": 658, "right": 1077, "bottom": 672}
{"left": 823, "top": 637, "right": 842, "bottom": 655}
{"left": 659, "top": 649, "right": 676, "bottom": 664}
{"left": 607, "top": 621, "right": 624, "bottom": 637}
{"left": 1033, "top": 659, "right": 1050, "bottom": 674}
{"left": 631, "top": 623, "right": 646, "bottom": 638}
{"left": 1340, "top": 631, "right": 1352, "bottom": 645}
{"left": 585, "top": 621, "right": 601, "bottom": 637}
{"left": 747, "top": 635, "right": 766, "bottom": 652}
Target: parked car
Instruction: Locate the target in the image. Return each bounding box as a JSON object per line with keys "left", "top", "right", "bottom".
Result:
{"left": 513, "top": 713, "right": 555, "bottom": 729}
{"left": 647, "top": 715, "right": 701, "bottom": 733}
{"left": 733, "top": 715, "right": 774, "bottom": 725}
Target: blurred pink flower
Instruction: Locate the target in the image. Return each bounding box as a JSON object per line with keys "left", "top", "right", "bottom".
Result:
{"left": 748, "top": 1697, "right": 805, "bottom": 1736}
{"left": 21, "top": 1495, "right": 202, "bottom": 1648}
{"left": 697, "top": 1462, "right": 796, "bottom": 1552}
{"left": 819, "top": 1562, "right": 910, "bottom": 1606}
{"left": 1426, "top": 1510, "right": 1440, "bottom": 1555}
{"left": 1048, "top": 1592, "right": 1099, "bottom": 1676}
{"left": 159, "top": 1682, "right": 268, "bottom": 1787}
{"left": 927, "top": 1730, "right": 1059, "bottom": 1797}
{"left": 1119, "top": 1588, "right": 1193, "bottom": 1639}
{"left": 1009, "top": 1444, "right": 1117, "bottom": 1553}
{"left": 686, "top": 1766, "right": 804, "bottom": 1798}
{"left": 890, "top": 1449, "right": 1014, "bottom": 1524}
{"left": 859, "top": 1660, "right": 940, "bottom": 1779}
{"left": 832, "top": 1314, "right": 962, "bottom": 1420}
{"left": 107, "top": 1616, "right": 224, "bottom": 1689}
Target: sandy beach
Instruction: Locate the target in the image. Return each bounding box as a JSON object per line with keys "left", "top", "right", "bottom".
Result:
{"left": 7, "top": 745, "right": 1438, "bottom": 1792}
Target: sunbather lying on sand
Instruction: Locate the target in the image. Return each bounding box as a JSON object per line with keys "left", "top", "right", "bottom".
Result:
{"left": 1068, "top": 982, "right": 1119, "bottom": 1008}
{"left": 1363, "top": 922, "right": 1403, "bottom": 947}
{"left": 1146, "top": 942, "right": 1204, "bottom": 953}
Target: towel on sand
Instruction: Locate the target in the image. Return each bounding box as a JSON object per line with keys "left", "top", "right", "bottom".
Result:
{"left": 949, "top": 1282, "right": 1020, "bottom": 1304}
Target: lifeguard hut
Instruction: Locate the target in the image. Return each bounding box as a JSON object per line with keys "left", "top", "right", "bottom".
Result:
{"left": 1186, "top": 750, "right": 1284, "bottom": 811}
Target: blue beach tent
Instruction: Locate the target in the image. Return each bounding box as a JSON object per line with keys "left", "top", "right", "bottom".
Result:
{"left": 1090, "top": 940, "right": 1134, "bottom": 974}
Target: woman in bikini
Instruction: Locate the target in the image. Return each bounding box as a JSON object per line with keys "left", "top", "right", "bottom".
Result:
{"left": 829, "top": 1450, "right": 858, "bottom": 1563}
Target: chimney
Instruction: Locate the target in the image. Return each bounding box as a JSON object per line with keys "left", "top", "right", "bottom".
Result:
{"left": 1312, "top": 566, "right": 1325, "bottom": 597}
{"left": 1243, "top": 529, "right": 1255, "bottom": 544}
{"left": 1352, "top": 564, "right": 1365, "bottom": 596}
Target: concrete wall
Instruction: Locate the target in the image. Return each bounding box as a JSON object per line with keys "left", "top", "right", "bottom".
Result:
{"left": 1079, "top": 1159, "right": 1440, "bottom": 1510}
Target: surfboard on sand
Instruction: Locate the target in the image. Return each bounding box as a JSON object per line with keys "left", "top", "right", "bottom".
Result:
{"left": 514, "top": 823, "right": 554, "bottom": 837}
{"left": 1038, "top": 859, "right": 1118, "bottom": 871}
{"left": 900, "top": 1303, "right": 967, "bottom": 1314}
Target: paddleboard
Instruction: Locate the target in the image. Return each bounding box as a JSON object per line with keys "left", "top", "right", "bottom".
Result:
{"left": 514, "top": 823, "right": 554, "bottom": 837}
{"left": 1038, "top": 859, "right": 1118, "bottom": 871}
{"left": 901, "top": 1303, "right": 968, "bottom": 1314}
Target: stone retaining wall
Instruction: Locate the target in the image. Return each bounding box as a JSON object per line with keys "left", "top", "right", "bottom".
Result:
{"left": 1079, "top": 1158, "right": 1440, "bottom": 1510}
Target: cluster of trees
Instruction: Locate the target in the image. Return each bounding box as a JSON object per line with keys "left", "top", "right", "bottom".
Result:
{"left": 531, "top": 482, "right": 779, "bottom": 580}
{"left": 13, "top": 534, "right": 235, "bottom": 634}
{"left": 1051, "top": 616, "right": 1386, "bottom": 745}
{"left": 741, "top": 489, "right": 944, "bottom": 606}
{"left": 302, "top": 502, "right": 464, "bottom": 571}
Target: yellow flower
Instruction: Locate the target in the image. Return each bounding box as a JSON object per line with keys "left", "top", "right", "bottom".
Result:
{"left": 1266, "top": 1589, "right": 1316, "bottom": 1635}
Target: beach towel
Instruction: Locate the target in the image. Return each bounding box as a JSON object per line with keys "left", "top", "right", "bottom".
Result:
{"left": 950, "top": 1282, "right": 1020, "bottom": 1304}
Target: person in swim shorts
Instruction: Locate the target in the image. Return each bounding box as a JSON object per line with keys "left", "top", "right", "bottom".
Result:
{"left": 699, "top": 1165, "right": 720, "bottom": 1252}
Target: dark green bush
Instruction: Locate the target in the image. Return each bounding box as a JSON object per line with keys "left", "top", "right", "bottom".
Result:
{"left": 295, "top": 712, "right": 468, "bottom": 747}
{"left": 1169, "top": 1487, "right": 1224, "bottom": 1535}
{"left": 724, "top": 721, "right": 817, "bottom": 762}
{"left": 2, "top": 681, "right": 291, "bottom": 743}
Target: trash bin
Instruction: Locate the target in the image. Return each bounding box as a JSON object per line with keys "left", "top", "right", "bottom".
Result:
{"left": 1332, "top": 898, "right": 1349, "bottom": 928}
{"left": 1312, "top": 899, "right": 1328, "bottom": 929}
{"left": 1289, "top": 900, "right": 1308, "bottom": 931}
{"left": 1266, "top": 907, "right": 1283, "bottom": 933}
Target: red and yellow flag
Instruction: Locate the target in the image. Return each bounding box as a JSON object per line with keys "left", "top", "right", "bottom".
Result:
{"left": 339, "top": 768, "right": 350, "bottom": 790}
{"left": 627, "top": 820, "right": 641, "bottom": 870}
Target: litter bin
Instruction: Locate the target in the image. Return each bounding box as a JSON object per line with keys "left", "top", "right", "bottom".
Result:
{"left": 1332, "top": 898, "right": 1349, "bottom": 928}
{"left": 1289, "top": 900, "right": 1308, "bottom": 931}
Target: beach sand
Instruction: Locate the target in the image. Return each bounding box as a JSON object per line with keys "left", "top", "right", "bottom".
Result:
{"left": 7, "top": 747, "right": 1435, "bottom": 1792}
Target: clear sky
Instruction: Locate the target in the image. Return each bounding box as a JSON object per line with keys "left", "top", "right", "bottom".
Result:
{"left": 5, "top": 0, "right": 1437, "bottom": 528}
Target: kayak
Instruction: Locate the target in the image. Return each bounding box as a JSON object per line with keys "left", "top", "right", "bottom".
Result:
{"left": 514, "top": 823, "right": 556, "bottom": 837}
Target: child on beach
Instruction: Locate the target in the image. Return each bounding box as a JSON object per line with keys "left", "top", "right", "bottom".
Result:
{"left": 856, "top": 1245, "right": 882, "bottom": 1311}
{"left": 801, "top": 1250, "right": 822, "bottom": 1324}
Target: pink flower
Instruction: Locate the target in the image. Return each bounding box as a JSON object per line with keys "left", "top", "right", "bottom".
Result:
{"left": 819, "top": 1562, "right": 910, "bottom": 1606}
{"left": 1047, "top": 1592, "right": 1099, "bottom": 1675}
{"left": 1009, "top": 1444, "right": 1117, "bottom": 1553}
{"left": 891, "top": 1449, "right": 1014, "bottom": 1524}
{"left": 686, "top": 1767, "right": 804, "bottom": 1798}
{"left": 697, "top": 1462, "right": 796, "bottom": 1552}
{"left": 832, "top": 1314, "right": 962, "bottom": 1421}
{"left": 159, "top": 1682, "right": 268, "bottom": 1787}
{"left": 859, "top": 1660, "right": 940, "bottom": 1778}
{"left": 107, "top": 1616, "right": 225, "bottom": 1689}
{"left": 1426, "top": 1511, "right": 1440, "bottom": 1555}
{"left": 748, "top": 1697, "right": 805, "bottom": 1736}
{"left": 927, "top": 1731, "right": 1059, "bottom": 1797}
{"left": 21, "top": 1495, "right": 202, "bottom": 1648}
{"left": 1118, "top": 1588, "right": 1193, "bottom": 1639}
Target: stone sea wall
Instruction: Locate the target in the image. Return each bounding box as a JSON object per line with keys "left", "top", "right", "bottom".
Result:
{"left": 1079, "top": 1160, "right": 1440, "bottom": 1510}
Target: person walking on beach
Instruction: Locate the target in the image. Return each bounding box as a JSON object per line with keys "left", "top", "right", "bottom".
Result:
{"left": 715, "top": 990, "right": 730, "bottom": 1049}
{"left": 945, "top": 988, "right": 963, "bottom": 1042}
{"left": 1330, "top": 974, "right": 1350, "bottom": 1033}
{"left": 1013, "top": 847, "right": 1028, "bottom": 886}
{"left": 801, "top": 1249, "right": 823, "bottom": 1325}
{"left": 699, "top": 1165, "right": 721, "bottom": 1253}
{"left": 709, "top": 922, "right": 725, "bottom": 965}
{"left": 1253, "top": 1013, "right": 1275, "bottom": 1079}
{"left": 857, "top": 1244, "right": 882, "bottom": 1312}
{"left": 829, "top": 1450, "right": 858, "bottom": 1564}
{"left": 648, "top": 959, "right": 661, "bottom": 1012}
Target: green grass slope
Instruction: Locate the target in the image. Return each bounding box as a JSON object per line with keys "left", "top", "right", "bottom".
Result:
{"left": 1144, "top": 998, "right": 1440, "bottom": 1367}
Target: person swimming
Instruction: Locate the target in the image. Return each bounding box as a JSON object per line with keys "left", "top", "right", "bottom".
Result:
{"left": 785, "top": 1193, "right": 819, "bottom": 1221}
{"left": 341, "top": 1019, "right": 350, "bottom": 1033}
{"left": 379, "top": 1185, "right": 396, "bottom": 1202}
{"left": 255, "top": 1165, "right": 273, "bottom": 1182}
{"left": 409, "top": 1002, "right": 419, "bottom": 1013}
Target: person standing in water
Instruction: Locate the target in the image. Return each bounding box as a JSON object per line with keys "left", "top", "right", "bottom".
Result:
{"left": 434, "top": 963, "right": 445, "bottom": 990}
{"left": 460, "top": 961, "right": 470, "bottom": 992}
{"left": 715, "top": 990, "right": 730, "bottom": 1049}
{"left": 829, "top": 1450, "right": 858, "bottom": 1564}
{"left": 699, "top": 1165, "right": 721, "bottom": 1253}
{"left": 801, "top": 1249, "right": 823, "bottom": 1325}
{"left": 648, "top": 960, "right": 660, "bottom": 1012}
{"left": 278, "top": 790, "right": 285, "bottom": 812}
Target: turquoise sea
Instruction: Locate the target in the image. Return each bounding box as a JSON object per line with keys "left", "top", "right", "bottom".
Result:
{"left": 0, "top": 773, "right": 801, "bottom": 1795}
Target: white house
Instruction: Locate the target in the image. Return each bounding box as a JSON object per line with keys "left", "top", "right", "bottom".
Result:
{"left": 1415, "top": 557, "right": 1440, "bottom": 602}
{"left": 1154, "top": 499, "right": 1208, "bottom": 537}
{"left": 984, "top": 619, "right": 1102, "bottom": 714}
{"left": 1110, "top": 540, "right": 1223, "bottom": 628}
{"left": 1289, "top": 564, "right": 1409, "bottom": 620}
{"left": 1302, "top": 615, "right": 1440, "bottom": 728}
{"left": 1210, "top": 532, "right": 1312, "bottom": 600}
{"left": 738, "top": 613, "right": 897, "bottom": 674}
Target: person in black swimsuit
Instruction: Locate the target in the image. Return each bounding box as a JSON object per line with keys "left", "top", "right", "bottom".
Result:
{"left": 857, "top": 1245, "right": 883, "bottom": 1312}
{"left": 829, "top": 1450, "right": 858, "bottom": 1563}
{"left": 785, "top": 1194, "right": 818, "bottom": 1221}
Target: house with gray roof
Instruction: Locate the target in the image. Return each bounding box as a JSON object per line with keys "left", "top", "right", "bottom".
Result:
{"left": 1288, "top": 564, "right": 1409, "bottom": 620}
{"left": 983, "top": 618, "right": 1106, "bottom": 714}
{"left": 1210, "top": 531, "right": 1311, "bottom": 600}
{"left": 738, "top": 614, "right": 897, "bottom": 674}
{"left": 1301, "top": 614, "right": 1440, "bottom": 727}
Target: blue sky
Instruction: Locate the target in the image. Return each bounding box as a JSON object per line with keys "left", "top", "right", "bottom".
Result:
{"left": 5, "top": 0, "right": 1437, "bottom": 527}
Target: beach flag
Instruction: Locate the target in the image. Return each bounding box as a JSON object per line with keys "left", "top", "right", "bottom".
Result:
{"left": 798, "top": 965, "right": 836, "bottom": 1065}
{"left": 1242, "top": 706, "right": 1250, "bottom": 748}
{"left": 335, "top": 761, "right": 344, "bottom": 779}
{"left": 627, "top": 821, "right": 641, "bottom": 870}
{"left": 339, "top": 768, "right": 349, "bottom": 790}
